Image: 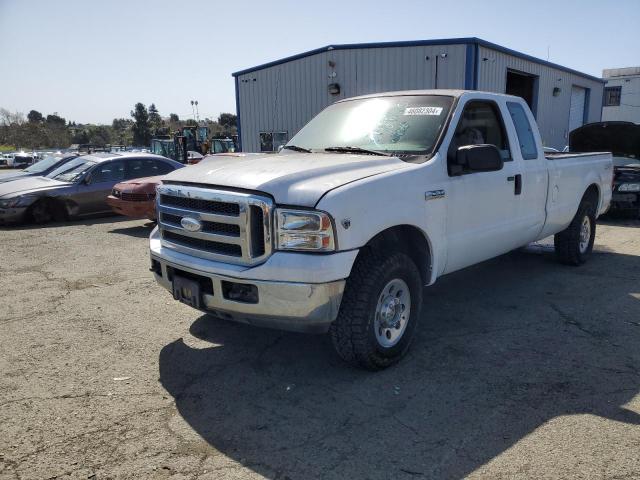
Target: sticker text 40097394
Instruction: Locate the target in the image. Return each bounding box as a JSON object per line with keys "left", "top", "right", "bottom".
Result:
{"left": 403, "top": 107, "right": 443, "bottom": 116}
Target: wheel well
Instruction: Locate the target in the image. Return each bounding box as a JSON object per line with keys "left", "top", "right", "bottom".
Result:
{"left": 582, "top": 184, "right": 600, "bottom": 211}
{"left": 361, "top": 225, "right": 431, "bottom": 284}
{"left": 28, "top": 197, "right": 68, "bottom": 221}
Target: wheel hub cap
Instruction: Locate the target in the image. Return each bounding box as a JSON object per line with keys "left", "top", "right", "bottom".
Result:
{"left": 374, "top": 278, "right": 411, "bottom": 348}
{"left": 579, "top": 216, "right": 591, "bottom": 253}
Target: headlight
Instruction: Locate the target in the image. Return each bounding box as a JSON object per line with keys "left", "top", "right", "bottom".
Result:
{"left": 0, "top": 198, "right": 21, "bottom": 208}
{"left": 275, "top": 208, "right": 336, "bottom": 252}
{"left": 618, "top": 183, "right": 640, "bottom": 192}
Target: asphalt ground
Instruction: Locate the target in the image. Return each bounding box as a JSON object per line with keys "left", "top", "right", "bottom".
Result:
{"left": 1, "top": 214, "right": 639, "bottom": 479}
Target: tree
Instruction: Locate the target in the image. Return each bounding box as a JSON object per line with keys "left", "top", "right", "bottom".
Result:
{"left": 130, "top": 103, "right": 151, "bottom": 146}
{"left": 112, "top": 118, "right": 133, "bottom": 145}
{"left": 148, "top": 103, "right": 162, "bottom": 134}
{"left": 27, "top": 110, "right": 44, "bottom": 123}
{"left": 169, "top": 113, "right": 179, "bottom": 122}
{"left": 218, "top": 113, "right": 237, "bottom": 128}
{"left": 46, "top": 114, "right": 66, "bottom": 126}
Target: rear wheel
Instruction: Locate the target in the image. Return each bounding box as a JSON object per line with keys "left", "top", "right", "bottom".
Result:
{"left": 330, "top": 250, "right": 422, "bottom": 370}
{"left": 554, "top": 200, "right": 596, "bottom": 265}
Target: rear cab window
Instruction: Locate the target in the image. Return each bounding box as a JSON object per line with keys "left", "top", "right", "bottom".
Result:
{"left": 507, "top": 102, "right": 538, "bottom": 160}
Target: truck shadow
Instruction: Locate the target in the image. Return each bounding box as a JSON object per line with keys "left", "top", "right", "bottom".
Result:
{"left": 159, "top": 247, "right": 640, "bottom": 479}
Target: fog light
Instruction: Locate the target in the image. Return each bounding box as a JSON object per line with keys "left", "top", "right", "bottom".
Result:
{"left": 221, "top": 281, "right": 258, "bottom": 304}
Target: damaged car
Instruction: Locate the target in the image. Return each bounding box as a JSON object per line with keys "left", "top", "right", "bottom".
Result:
{"left": 570, "top": 121, "right": 640, "bottom": 217}
{"left": 0, "top": 152, "right": 180, "bottom": 224}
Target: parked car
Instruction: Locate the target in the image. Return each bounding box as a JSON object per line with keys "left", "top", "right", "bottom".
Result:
{"left": 0, "top": 153, "right": 78, "bottom": 184}
{"left": 2, "top": 153, "right": 15, "bottom": 167}
{"left": 149, "top": 90, "right": 612, "bottom": 369}
{"left": 0, "top": 152, "right": 180, "bottom": 224}
{"left": 186, "top": 151, "right": 204, "bottom": 164}
{"left": 569, "top": 121, "right": 640, "bottom": 217}
{"left": 107, "top": 166, "right": 185, "bottom": 221}
{"left": 8, "top": 153, "right": 34, "bottom": 168}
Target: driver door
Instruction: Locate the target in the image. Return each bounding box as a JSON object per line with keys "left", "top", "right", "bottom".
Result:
{"left": 443, "top": 100, "right": 522, "bottom": 274}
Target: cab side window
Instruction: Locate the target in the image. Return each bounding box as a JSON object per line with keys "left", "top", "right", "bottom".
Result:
{"left": 448, "top": 101, "right": 512, "bottom": 163}
{"left": 507, "top": 102, "right": 538, "bottom": 160}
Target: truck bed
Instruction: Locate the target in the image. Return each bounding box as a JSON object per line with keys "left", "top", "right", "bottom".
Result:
{"left": 538, "top": 151, "right": 613, "bottom": 239}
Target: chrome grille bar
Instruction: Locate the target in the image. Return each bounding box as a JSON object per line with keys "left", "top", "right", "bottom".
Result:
{"left": 156, "top": 184, "right": 273, "bottom": 266}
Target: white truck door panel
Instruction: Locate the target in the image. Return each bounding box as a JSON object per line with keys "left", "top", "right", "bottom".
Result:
{"left": 504, "top": 101, "right": 548, "bottom": 245}
{"left": 444, "top": 163, "right": 521, "bottom": 273}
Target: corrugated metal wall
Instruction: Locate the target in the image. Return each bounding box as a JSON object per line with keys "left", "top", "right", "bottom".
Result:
{"left": 476, "top": 46, "right": 603, "bottom": 149}
{"left": 236, "top": 44, "right": 467, "bottom": 152}
{"left": 236, "top": 43, "right": 604, "bottom": 152}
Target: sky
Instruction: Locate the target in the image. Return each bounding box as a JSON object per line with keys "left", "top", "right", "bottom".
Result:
{"left": 1, "top": 0, "right": 639, "bottom": 125}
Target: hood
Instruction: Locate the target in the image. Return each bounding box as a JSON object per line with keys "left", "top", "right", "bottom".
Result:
{"left": 114, "top": 175, "right": 164, "bottom": 193}
{"left": 162, "top": 152, "right": 410, "bottom": 206}
{"left": 117, "top": 175, "right": 164, "bottom": 187}
{"left": 0, "top": 176, "right": 70, "bottom": 198}
{"left": 0, "top": 171, "right": 30, "bottom": 183}
{"left": 569, "top": 122, "right": 640, "bottom": 167}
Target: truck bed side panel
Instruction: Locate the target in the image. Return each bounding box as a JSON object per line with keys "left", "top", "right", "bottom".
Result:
{"left": 539, "top": 153, "right": 612, "bottom": 239}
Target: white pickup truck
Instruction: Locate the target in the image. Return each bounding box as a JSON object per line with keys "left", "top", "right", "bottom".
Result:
{"left": 150, "top": 90, "right": 612, "bottom": 369}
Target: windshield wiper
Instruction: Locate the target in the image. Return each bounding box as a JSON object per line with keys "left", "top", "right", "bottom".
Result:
{"left": 325, "top": 146, "right": 390, "bottom": 156}
{"left": 282, "top": 145, "right": 312, "bottom": 153}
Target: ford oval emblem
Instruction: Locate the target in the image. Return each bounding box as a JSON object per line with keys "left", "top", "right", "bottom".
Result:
{"left": 180, "top": 217, "right": 202, "bottom": 232}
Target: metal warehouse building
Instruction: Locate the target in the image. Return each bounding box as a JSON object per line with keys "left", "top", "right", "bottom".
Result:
{"left": 232, "top": 37, "right": 604, "bottom": 152}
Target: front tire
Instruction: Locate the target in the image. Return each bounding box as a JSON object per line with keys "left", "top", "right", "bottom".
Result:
{"left": 330, "top": 250, "right": 423, "bottom": 370}
{"left": 554, "top": 200, "right": 596, "bottom": 265}
{"left": 28, "top": 200, "right": 54, "bottom": 224}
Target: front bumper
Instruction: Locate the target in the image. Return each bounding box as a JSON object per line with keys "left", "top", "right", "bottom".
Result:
{"left": 0, "top": 206, "right": 28, "bottom": 224}
{"left": 151, "top": 254, "right": 345, "bottom": 333}
{"left": 611, "top": 192, "right": 639, "bottom": 212}
{"left": 107, "top": 195, "right": 156, "bottom": 220}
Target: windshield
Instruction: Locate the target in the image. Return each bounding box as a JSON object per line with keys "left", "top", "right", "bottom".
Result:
{"left": 24, "top": 155, "right": 66, "bottom": 173}
{"left": 47, "top": 158, "right": 96, "bottom": 182}
{"left": 287, "top": 95, "right": 454, "bottom": 156}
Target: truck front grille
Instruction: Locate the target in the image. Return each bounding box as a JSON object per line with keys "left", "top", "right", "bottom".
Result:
{"left": 156, "top": 185, "right": 273, "bottom": 266}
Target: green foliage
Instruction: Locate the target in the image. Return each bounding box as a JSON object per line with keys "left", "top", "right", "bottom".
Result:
{"left": 131, "top": 103, "right": 151, "bottom": 146}
{"left": 0, "top": 104, "right": 239, "bottom": 150}
{"left": 27, "top": 110, "right": 44, "bottom": 123}
{"left": 46, "top": 114, "right": 66, "bottom": 126}
{"left": 148, "top": 103, "right": 163, "bottom": 135}
{"left": 218, "top": 113, "right": 237, "bottom": 128}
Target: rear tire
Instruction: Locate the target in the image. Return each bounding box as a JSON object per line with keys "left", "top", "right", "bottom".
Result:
{"left": 554, "top": 200, "right": 596, "bottom": 265}
{"left": 330, "top": 249, "right": 423, "bottom": 370}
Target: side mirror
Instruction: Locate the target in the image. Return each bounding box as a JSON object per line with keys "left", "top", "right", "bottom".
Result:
{"left": 83, "top": 173, "right": 93, "bottom": 185}
{"left": 277, "top": 145, "right": 285, "bottom": 153}
{"left": 452, "top": 144, "right": 503, "bottom": 175}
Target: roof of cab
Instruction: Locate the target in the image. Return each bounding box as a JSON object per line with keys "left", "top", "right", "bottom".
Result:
{"left": 335, "top": 89, "right": 524, "bottom": 102}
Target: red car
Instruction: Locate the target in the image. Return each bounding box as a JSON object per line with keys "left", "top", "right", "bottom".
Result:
{"left": 107, "top": 175, "right": 164, "bottom": 221}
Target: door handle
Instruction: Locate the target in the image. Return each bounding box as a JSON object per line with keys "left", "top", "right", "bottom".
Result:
{"left": 507, "top": 175, "right": 522, "bottom": 195}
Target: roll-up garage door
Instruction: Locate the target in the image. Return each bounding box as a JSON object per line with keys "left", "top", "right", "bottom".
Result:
{"left": 569, "top": 86, "right": 586, "bottom": 133}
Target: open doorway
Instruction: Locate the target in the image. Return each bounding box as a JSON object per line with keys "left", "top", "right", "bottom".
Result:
{"left": 506, "top": 69, "right": 538, "bottom": 116}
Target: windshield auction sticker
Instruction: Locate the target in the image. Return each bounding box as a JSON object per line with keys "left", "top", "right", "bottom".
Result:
{"left": 403, "top": 107, "right": 443, "bottom": 116}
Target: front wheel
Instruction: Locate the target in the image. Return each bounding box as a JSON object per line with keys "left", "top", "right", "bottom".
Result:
{"left": 330, "top": 250, "right": 423, "bottom": 370}
{"left": 554, "top": 200, "right": 596, "bottom": 265}
{"left": 28, "top": 200, "right": 54, "bottom": 224}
